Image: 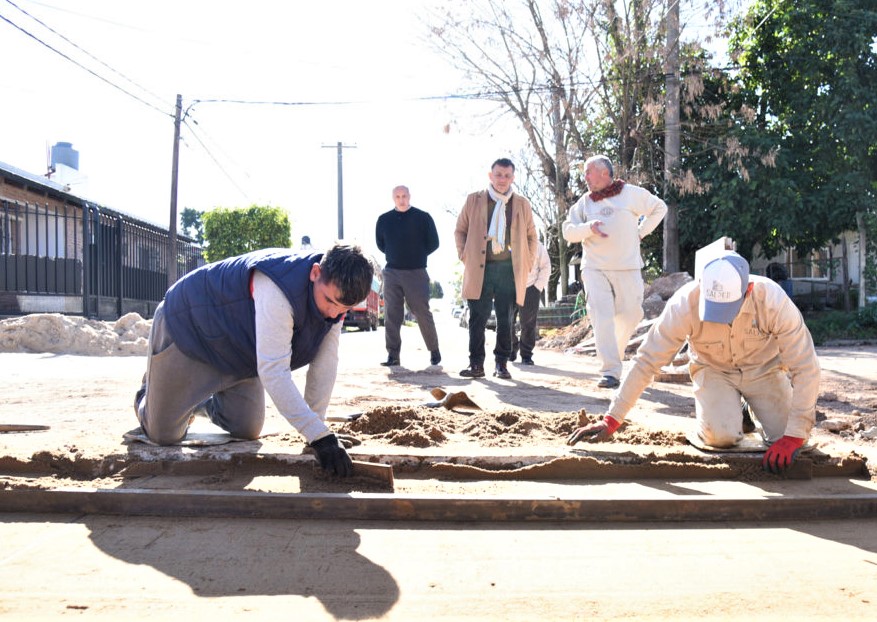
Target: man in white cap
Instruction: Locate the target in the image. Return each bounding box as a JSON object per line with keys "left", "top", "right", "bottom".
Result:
{"left": 566, "top": 251, "right": 821, "bottom": 474}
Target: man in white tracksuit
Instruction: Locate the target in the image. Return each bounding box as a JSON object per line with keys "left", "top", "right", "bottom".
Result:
{"left": 566, "top": 251, "right": 821, "bottom": 474}
{"left": 562, "top": 155, "right": 667, "bottom": 389}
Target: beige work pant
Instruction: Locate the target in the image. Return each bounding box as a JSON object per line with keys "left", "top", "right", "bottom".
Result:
{"left": 582, "top": 268, "right": 644, "bottom": 379}
{"left": 691, "top": 364, "right": 792, "bottom": 447}
{"left": 135, "top": 302, "right": 265, "bottom": 445}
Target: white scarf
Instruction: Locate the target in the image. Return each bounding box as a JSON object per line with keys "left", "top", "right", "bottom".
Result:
{"left": 486, "top": 185, "right": 512, "bottom": 255}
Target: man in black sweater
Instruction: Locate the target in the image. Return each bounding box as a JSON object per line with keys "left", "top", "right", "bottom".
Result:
{"left": 375, "top": 185, "right": 441, "bottom": 367}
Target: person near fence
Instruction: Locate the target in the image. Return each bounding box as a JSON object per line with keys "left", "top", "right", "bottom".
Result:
{"left": 133, "top": 243, "right": 374, "bottom": 477}
{"left": 510, "top": 240, "right": 551, "bottom": 366}
{"left": 561, "top": 154, "right": 667, "bottom": 389}
{"left": 375, "top": 185, "right": 442, "bottom": 367}
{"left": 455, "top": 157, "right": 537, "bottom": 380}
{"left": 566, "top": 251, "right": 821, "bottom": 475}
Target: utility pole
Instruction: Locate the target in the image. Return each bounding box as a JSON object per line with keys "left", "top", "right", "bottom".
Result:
{"left": 663, "top": 0, "right": 681, "bottom": 273}
{"left": 168, "top": 93, "right": 182, "bottom": 289}
{"left": 551, "top": 90, "right": 569, "bottom": 298}
{"left": 321, "top": 141, "right": 356, "bottom": 239}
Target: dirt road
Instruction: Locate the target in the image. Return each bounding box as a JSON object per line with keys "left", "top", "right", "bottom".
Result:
{"left": 1, "top": 512, "right": 875, "bottom": 621}
{"left": 1, "top": 308, "right": 875, "bottom": 475}
{"left": 1, "top": 309, "right": 877, "bottom": 619}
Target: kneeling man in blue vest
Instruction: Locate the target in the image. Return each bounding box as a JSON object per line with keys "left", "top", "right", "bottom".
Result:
{"left": 134, "top": 243, "right": 375, "bottom": 478}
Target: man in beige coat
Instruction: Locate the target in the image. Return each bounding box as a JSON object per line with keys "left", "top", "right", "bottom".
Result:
{"left": 454, "top": 158, "right": 537, "bottom": 379}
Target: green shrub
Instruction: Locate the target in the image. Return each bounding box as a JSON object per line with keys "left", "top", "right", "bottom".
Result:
{"left": 804, "top": 305, "right": 877, "bottom": 345}
{"left": 202, "top": 205, "right": 291, "bottom": 262}
{"left": 857, "top": 304, "right": 877, "bottom": 328}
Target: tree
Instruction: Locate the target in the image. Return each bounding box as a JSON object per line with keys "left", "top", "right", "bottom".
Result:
{"left": 428, "top": 0, "right": 738, "bottom": 287}
{"left": 728, "top": 0, "right": 877, "bottom": 307}
{"left": 430, "top": 280, "right": 445, "bottom": 299}
{"left": 429, "top": 0, "right": 599, "bottom": 294}
{"left": 201, "top": 205, "right": 292, "bottom": 262}
{"left": 662, "top": 44, "right": 790, "bottom": 272}
{"left": 179, "top": 207, "right": 204, "bottom": 244}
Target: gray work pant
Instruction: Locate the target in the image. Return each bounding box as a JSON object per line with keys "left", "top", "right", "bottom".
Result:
{"left": 382, "top": 267, "right": 440, "bottom": 357}
{"left": 134, "top": 302, "right": 265, "bottom": 445}
{"left": 512, "top": 284, "right": 541, "bottom": 359}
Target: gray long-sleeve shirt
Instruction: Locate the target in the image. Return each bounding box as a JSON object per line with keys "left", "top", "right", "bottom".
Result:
{"left": 253, "top": 271, "right": 337, "bottom": 443}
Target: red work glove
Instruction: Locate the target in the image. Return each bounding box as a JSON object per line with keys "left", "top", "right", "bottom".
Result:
{"left": 762, "top": 435, "right": 805, "bottom": 474}
{"left": 567, "top": 416, "right": 622, "bottom": 445}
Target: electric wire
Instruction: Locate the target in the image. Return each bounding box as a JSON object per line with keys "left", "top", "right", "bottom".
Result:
{"left": 0, "top": 2, "right": 171, "bottom": 117}
{"left": 181, "top": 118, "right": 250, "bottom": 201}
{"left": 5, "top": 0, "right": 868, "bottom": 206}
{"left": 4, "top": 0, "right": 168, "bottom": 111}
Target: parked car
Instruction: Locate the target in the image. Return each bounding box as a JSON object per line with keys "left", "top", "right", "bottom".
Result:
{"left": 487, "top": 307, "right": 497, "bottom": 331}
{"left": 343, "top": 275, "right": 381, "bottom": 331}
{"left": 458, "top": 305, "right": 497, "bottom": 330}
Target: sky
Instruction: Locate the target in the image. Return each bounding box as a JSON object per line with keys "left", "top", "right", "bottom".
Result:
{"left": 0, "top": 0, "right": 527, "bottom": 289}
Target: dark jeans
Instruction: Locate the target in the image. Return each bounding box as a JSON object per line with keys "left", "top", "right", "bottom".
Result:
{"left": 467, "top": 260, "right": 515, "bottom": 366}
{"left": 512, "top": 284, "right": 541, "bottom": 358}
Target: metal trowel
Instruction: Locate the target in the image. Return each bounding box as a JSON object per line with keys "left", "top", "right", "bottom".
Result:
{"left": 326, "top": 412, "right": 364, "bottom": 423}
{"left": 423, "top": 388, "right": 482, "bottom": 411}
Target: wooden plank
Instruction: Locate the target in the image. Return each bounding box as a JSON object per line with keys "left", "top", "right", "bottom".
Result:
{"left": 352, "top": 460, "right": 394, "bottom": 486}
{"left": 2, "top": 487, "right": 877, "bottom": 523}
{"left": 0, "top": 424, "right": 50, "bottom": 432}
{"left": 310, "top": 460, "right": 394, "bottom": 487}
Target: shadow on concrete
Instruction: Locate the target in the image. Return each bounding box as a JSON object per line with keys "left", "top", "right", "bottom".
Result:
{"left": 80, "top": 514, "right": 399, "bottom": 619}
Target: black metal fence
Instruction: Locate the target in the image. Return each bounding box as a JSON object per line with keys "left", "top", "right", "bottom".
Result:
{"left": 761, "top": 258, "right": 850, "bottom": 310}
{"left": 1, "top": 200, "right": 203, "bottom": 319}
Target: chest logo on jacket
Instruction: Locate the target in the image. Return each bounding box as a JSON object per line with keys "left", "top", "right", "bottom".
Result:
{"left": 742, "top": 320, "right": 764, "bottom": 338}
{"left": 599, "top": 206, "right": 614, "bottom": 218}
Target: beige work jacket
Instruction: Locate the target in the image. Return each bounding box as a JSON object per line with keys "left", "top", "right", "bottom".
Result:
{"left": 608, "top": 275, "right": 820, "bottom": 439}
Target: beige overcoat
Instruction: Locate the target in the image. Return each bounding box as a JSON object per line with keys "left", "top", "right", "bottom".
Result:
{"left": 454, "top": 189, "right": 537, "bottom": 307}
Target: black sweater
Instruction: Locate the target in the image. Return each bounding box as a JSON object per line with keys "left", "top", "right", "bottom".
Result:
{"left": 375, "top": 206, "right": 440, "bottom": 269}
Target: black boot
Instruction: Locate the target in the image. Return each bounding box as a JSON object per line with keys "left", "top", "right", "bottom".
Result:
{"left": 460, "top": 364, "right": 485, "bottom": 378}
{"left": 493, "top": 362, "right": 512, "bottom": 380}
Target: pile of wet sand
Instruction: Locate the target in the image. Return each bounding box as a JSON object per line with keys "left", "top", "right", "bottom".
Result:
{"left": 339, "top": 405, "right": 687, "bottom": 449}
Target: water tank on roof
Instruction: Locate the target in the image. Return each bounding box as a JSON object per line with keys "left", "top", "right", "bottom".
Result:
{"left": 51, "top": 142, "right": 79, "bottom": 170}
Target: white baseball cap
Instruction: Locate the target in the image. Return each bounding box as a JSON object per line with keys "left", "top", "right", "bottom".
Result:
{"left": 699, "top": 252, "right": 749, "bottom": 323}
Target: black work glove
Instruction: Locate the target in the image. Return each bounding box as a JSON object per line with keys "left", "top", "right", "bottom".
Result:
{"left": 309, "top": 433, "right": 354, "bottom": 477}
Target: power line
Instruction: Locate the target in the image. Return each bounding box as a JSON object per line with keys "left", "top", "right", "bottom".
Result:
{"left": 1, "top": 0, "right": 739, "bottom": 119}
{"left": 182, "top": 114, "right": 252, "bottom": 182}
{"left": 186, "top": 61, "right": 747, "bottom": 113}
{"left": 181, "top": 117, "right": 250, "bottom": 201}
{"left": 0, "top": 2, "right": 170, "bottom": 117}
{"left": 5, "top": 0, "right": 168, "bottom": 110}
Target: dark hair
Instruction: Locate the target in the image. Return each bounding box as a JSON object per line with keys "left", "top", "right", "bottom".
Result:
{"left": 491, "top": 158, "right": 515, "bottom": 172}
{"left": 319, "top": 243, "right": 374, "bottom": 305}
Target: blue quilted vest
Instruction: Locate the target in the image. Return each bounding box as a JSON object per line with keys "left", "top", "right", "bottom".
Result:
{"left": 162, "top": 249, "right": 340, "bottom": 377}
